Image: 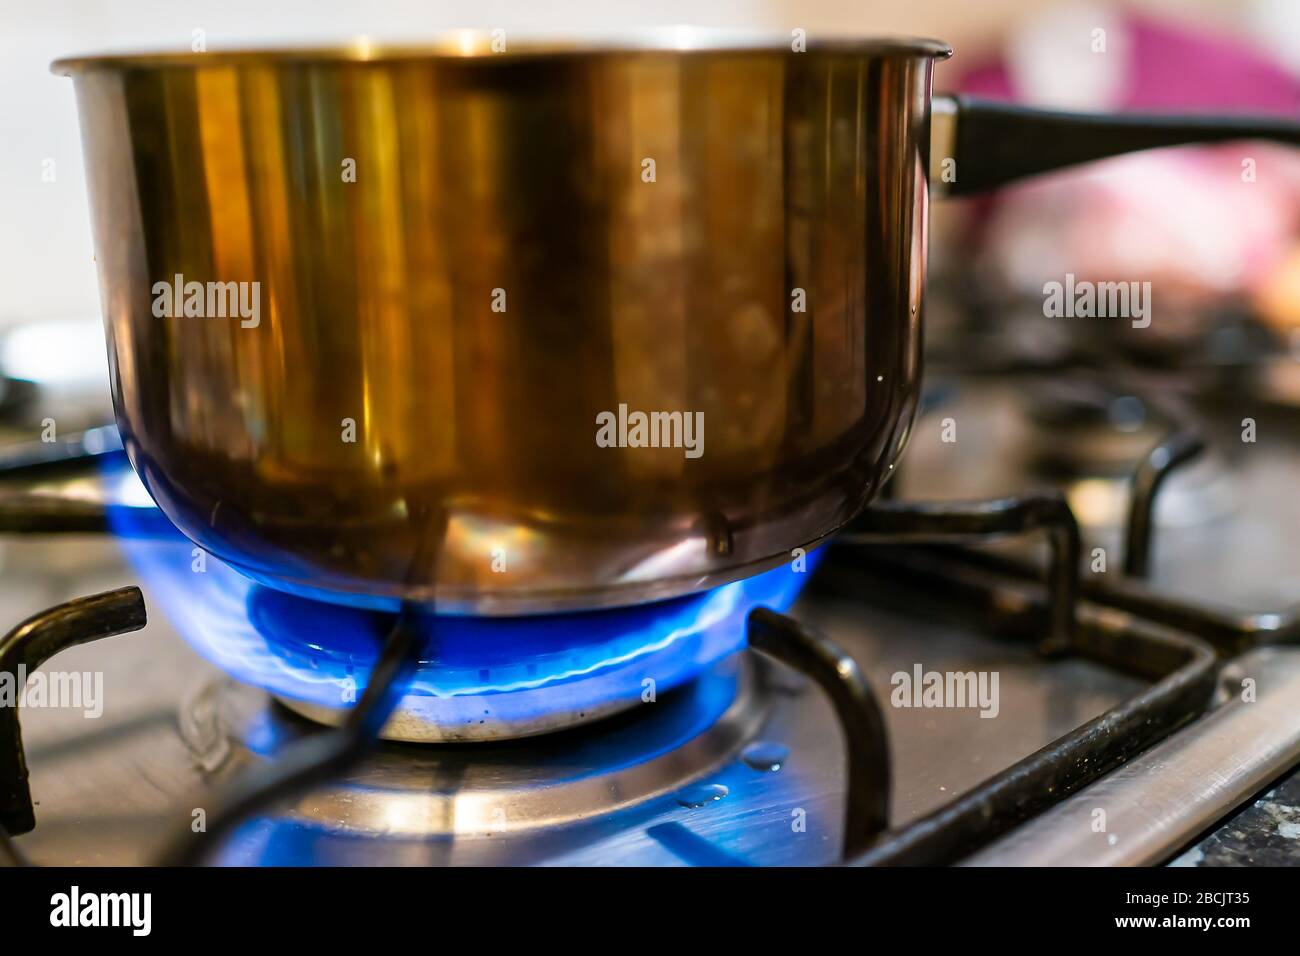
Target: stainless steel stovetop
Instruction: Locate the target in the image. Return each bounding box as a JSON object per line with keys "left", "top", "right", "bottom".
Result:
{"left": 3, "top": 350, "right": 1300, "bottom": 866}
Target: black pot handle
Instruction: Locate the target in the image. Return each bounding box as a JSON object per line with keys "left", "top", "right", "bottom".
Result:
{"left": 931, "top": 93, "right": 1300, "bottom": 196}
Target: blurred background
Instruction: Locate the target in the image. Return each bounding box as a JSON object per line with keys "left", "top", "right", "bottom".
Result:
{"left": 4, "top": 0, "right": 1300, "bottom": 385}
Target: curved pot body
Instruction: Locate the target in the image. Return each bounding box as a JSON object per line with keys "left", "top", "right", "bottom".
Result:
{"left": 60, "top": 36, "right": 941, "bottom": 612}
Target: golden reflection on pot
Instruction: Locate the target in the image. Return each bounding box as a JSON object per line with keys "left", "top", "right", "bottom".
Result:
{"left": 58, "top": 39, "right": 939, "bottom": 612}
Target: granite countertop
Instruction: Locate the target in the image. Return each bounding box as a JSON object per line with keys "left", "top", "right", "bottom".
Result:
{"left": 1173, "top": 764, "right": 1300, "bottom": 866}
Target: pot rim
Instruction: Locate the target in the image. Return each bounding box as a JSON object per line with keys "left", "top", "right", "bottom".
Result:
{"left": 52, "top": 27, "right": 953, "bottom": 74}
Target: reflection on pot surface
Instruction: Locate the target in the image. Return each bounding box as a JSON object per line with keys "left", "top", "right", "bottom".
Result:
{"left": 60, "top": 38, "right": 934, "bottom": 612}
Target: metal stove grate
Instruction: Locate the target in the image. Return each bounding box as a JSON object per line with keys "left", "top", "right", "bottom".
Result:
{"left": 0, "top": 404, "right": 1288, "bottom": 866}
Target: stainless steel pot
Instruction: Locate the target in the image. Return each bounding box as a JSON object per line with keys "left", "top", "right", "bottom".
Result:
{"left": 52, "top": 30, "right": 1300, "bottom": 613}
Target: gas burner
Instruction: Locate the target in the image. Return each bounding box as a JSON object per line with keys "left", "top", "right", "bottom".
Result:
{"left": 183, "top": 655, "right": 804, "bottom": 855}
{"left": 1024, "top": 378, "right": 1165, "bottom": 479}
{"left": 902, "top": 375, "right": 1240, "bottom": 576}
{"left": 107, "top": 500, "right": 818, "bottom": 743}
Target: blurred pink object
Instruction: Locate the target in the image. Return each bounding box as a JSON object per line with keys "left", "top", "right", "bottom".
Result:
{"left": 979, "top": 149, "right": 1300, "bottom": 303}
{"left": 954, "top": 13, "right": 1300, "bottom": 310}
{"left": 960, "top": 15, "right": 1300, "bottom": 113}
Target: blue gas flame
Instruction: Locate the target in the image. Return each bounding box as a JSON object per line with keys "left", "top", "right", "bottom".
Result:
{"left": 99, "top": 461, "right": 821, "bottom": 735}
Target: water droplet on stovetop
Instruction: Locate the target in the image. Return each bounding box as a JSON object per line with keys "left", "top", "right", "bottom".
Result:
{"left": 740, "top": 742, "right": 789, "bottom": 773}
{"left": 676, "top": 784, "right": 729, "bottom": 809}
